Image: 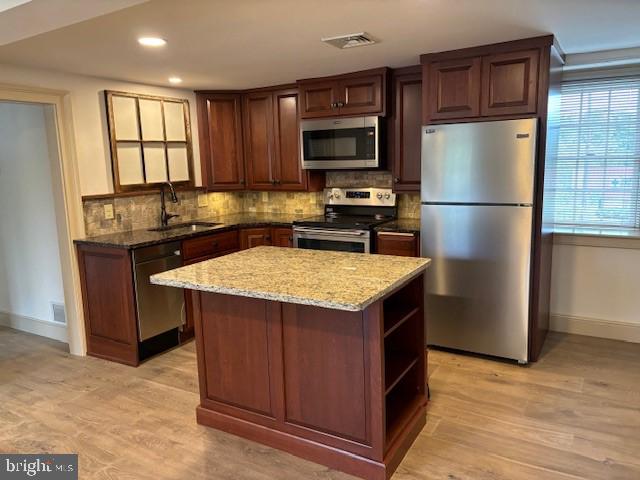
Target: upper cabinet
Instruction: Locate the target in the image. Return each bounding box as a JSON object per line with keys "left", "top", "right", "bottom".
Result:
{"left": 196, "top": 87, "right": 323, "bottom": 192}
{"left": 389, "top": 66, "right": 423, "bottom": 192}
{"left": 244, "top": 87, "right": 321, "bottom": 191}
{"left": 298, "top": 68, "right": 388, "bottom": 119}
{"left": 424, "top": 57, "right": 481, "bottom": 121}
{"left": 196, "top": 93, "right": 246, "bottom": 190}
{"left": 481, "top": 50, "right": 539, "bottom": 116}
{"left": 421, "top": 36, "right": 550, "bottom": 124}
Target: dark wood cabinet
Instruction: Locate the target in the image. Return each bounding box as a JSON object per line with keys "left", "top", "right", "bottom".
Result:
{"left": 192, "top": 273, "right": 427, "bottom": 480}
{"left": 424, "top": 57, "right": 481, "bottom": 121}
{"left": 298, "top": 80, "right": 339, "bottom": 118}
{"left": 77, "top": 245, "right": 139, "bottom": 366}
{"left": 240, "top": 227, "right": 272, "bottom": 249}
{"left": 196, "top": 87, "right": 322, "bottom": 193}
{"left": 298, "top": 68, "right": 388, "bottom": 119}
{"left": 196, "top": 93, "right": 245, "bottom": 190}
{"left": 421, "top": 36, "right": 551, "bottom": 124}
{"left": 273, "top": 89, "right": 312, "bottom": 190}
{"left": 376, "top": 232, "right": 420, "bottom": 257}
{"left": 481, "top": 49, "right": 539, "bottom": 116}
{"left": 272, "top": 227, "right": 293, "bottom": 247}
{"left": 389, "top": 67, "right": 422, "bottom": 192}
{"left": 181, "top": 230, "right": 240, "bottom": 342}
{"left": 338, "top": 73, "right": 384, "bottom": 116}
{"left": 243, "top": 91, "right": 276, "bottom": 189}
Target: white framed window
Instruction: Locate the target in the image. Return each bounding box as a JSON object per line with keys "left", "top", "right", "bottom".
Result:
{"left": 549, "top": 75, "right": 640, "bottom": 229}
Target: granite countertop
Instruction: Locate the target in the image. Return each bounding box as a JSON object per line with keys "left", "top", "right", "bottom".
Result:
{"left": 375, "top": 218, "right": 421, "bottom": 234}
{"left": 151, "top": 246, "right": 431, "bottom": 311}
{"left": 73, "top": 212, "right": 311, "bottom": 249}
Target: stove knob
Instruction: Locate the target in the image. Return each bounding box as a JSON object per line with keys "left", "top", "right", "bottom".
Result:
{"left": 385, "top": 193, "right": 391, "bottom": 200}
{"left": 334, "top": 192, "right": 341, "bottom": 199}
{"left": 376, "top": 192, "right": 383, "bottom": 199}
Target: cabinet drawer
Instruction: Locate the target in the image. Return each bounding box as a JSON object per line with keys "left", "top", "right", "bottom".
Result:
{"left": 182, "top": 230, "right": 239, "bottom": 261}
{"left": 376, "top": 232, "right": 419, "bottom": 257}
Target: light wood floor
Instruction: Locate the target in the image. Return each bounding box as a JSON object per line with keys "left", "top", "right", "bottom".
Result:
{"left": 1, "top": 327, "right": 639, "bottom": 480}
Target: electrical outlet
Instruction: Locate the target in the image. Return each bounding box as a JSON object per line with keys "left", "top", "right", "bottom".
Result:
{"left": 261, "top": 192, "right": 269, "bottom": 202}
{"left": 103, "top": 204, "right": 114, "bottom": 220}
{"left": 197, "top": 193, "right": 209, "bottom": 207}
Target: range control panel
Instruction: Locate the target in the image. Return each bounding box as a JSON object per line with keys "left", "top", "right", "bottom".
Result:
{"left": 325, "top": 188, "right": 396, "bottom": 207}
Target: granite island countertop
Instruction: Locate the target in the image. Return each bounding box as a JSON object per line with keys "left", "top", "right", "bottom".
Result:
{"left": 151, "top": 246, "right": 431, "bottom": 311}
{"left": 73, "top": 212, "right": 311, "bottom": 249}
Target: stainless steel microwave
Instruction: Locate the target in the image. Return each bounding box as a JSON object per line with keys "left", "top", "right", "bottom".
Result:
{"left": 300, "top": 116, "right": 380, "bottom": 169}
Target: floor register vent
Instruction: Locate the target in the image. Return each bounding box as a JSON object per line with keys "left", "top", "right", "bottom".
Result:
{"left": 321, "top": 32, "right": 377, "bottom": 49}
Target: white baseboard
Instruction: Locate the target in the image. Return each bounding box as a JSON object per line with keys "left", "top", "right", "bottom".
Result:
{"left": 550, "top": 313, "right": 640, "bottom": 343}
{"left": 0, "top": 310, "right": 68, "bottom": 343}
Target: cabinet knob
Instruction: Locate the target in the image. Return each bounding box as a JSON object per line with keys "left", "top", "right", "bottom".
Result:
{"left": 337, "top": 101, "right": 345, "bottom": 108}
{"left": 394, "top": 177, "right": 400, "bottom": 183}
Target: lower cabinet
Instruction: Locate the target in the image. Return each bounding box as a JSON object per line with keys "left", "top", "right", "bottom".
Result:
{"left": 240, "top": 227, "right": 293, "bottom": 249}
{"left": 76, "top": 244, "right": 139, "bottom": 366}
{"left": 272, "top": 227, "right": 294, "bottom": 247}
{"left": 375, "top": 232, "right": 420, "bottom": 257}
{"left": 181, "top": 230, "right": 240, "bottom": 342}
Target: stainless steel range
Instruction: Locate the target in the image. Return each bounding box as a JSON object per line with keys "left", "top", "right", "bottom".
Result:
{"left": 293, "top": 188, "right": 396, "bottom": 253}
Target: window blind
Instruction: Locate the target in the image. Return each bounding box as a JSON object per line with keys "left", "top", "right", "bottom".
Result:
{"left": 548, "top": 76, "right": 640, "bottom": 229}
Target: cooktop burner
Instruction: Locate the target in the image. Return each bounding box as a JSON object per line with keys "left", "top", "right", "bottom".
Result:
{"left": 293, "top": 214, "right": 394, "bottom": 230}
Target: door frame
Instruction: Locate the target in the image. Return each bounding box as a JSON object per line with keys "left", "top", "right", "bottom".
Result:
{"left": 0, "top": 83, "right": 86, "bottom": 356}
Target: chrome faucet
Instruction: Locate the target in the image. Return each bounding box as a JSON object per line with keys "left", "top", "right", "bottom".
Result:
{"left": 160, "top": 181, "right": 180, "bottom": 227}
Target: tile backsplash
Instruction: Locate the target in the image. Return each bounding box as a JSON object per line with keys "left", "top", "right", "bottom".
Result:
{"left": 82, "top": 171, "right": 419, "bottom": 237}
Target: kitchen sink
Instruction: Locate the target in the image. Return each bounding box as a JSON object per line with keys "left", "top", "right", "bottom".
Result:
{"left": 148, "top": 221, "right": 221, "bottom": 232}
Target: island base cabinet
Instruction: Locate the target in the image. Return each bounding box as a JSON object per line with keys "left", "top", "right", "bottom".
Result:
{"left": 191, "top": 273, "right": 427, "bottom": 480}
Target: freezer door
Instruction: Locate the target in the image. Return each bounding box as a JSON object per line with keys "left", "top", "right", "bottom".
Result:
{"left": 421, "top": 204, "right": 532, "bottom": 362}
{"left": 421, "top": 118, "right": 537, "bottom": 204}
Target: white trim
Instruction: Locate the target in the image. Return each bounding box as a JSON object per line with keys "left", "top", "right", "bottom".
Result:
{"left": 550, "top": 314, "right": 640, "bottom": 344}
{"left": 564, "top": 47, "right": 640, "bottom": 72}
{"left": 0, "top": 84, "right": 86, "bottom": 355}
{"left": 0, "top": 311, "right": 68, "bottom": 343}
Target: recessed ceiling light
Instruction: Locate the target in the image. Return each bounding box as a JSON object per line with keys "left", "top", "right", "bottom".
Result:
{"left": 168, "top": 77, "right": 182, "bottom": 84}
{"left": 138, "top": 37, "right": 166, "bottom": 47}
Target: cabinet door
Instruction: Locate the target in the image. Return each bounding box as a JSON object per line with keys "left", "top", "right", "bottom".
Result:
{"left": 197, "top": 93, "right": 245, "bottom": 190}
{"left": 272, "top": 89, "right": 306, "bottom": 190}
{"left": 299, "top": 80, "right": 339, "bottom": 118}
{"left": 425, "top": 57, "right": 481, "bottom": 121}
{"left": 338, "top": 73, "right": 384, "bottom": 116}
{"left": 376, "top": 232, "right": 419, "bottom": 257}
{"left": 481, "top": 50, "right": 539, "bottom": 116}
{"left": 272, "top": 227, "right": 293, "bottom": 247}
{"left": 240, "top": 227, "right": 272, "bottom": 249}
{"left": 76, "top": 245, "right": 139, "bottom": 366}
{"left": 390, "top": 71, "right": 422, "bottom": 192}
{"left": 243, "top": 92, "right": 276, "bottom": 190}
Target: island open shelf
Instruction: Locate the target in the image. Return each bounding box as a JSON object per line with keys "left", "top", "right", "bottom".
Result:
{"left": 151, "top": 247, "right": 430, "bottom": 480}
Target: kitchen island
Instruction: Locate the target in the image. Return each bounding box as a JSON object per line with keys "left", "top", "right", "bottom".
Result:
{"left": 151, "top": 246, "right": 430, "bottom": 480}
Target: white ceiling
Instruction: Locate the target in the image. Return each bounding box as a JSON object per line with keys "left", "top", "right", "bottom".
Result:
{"left": 0, "top": 0, "right": 147, "bottom": 46}
{"left": 0, "top": 0, "right": 639, "bottom": 90}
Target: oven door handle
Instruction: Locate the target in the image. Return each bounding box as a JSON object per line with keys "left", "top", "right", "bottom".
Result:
{"left": 293, "top": 227, "right": 368, "bottom": 237}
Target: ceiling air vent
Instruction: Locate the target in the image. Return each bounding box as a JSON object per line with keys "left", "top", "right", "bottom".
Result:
{"left": 321, "top": 32, "right": 377, "bottom": 49}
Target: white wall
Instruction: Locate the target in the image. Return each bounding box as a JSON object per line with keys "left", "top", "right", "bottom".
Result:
{"left": 0, "top": 63, "right": 201, "bottom": 196}
{"left": 550, "top": 243, "right": 640, "bottom": 342}
{"left": 0, "top": 102, "right": 67, "bottom": 339}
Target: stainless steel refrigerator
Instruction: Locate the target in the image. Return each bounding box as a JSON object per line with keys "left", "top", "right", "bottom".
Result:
{"left": 421, "top": 118, "right": 538, "bottom": 363}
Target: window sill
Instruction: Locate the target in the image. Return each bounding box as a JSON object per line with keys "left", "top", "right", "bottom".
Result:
{"left": 553, "top": 226, "right": 640, "bottom": 249}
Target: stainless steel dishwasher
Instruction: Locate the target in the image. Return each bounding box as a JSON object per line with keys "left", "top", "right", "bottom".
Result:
{"left": 132, "top": 242, "right": 185, "bottom": 341}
